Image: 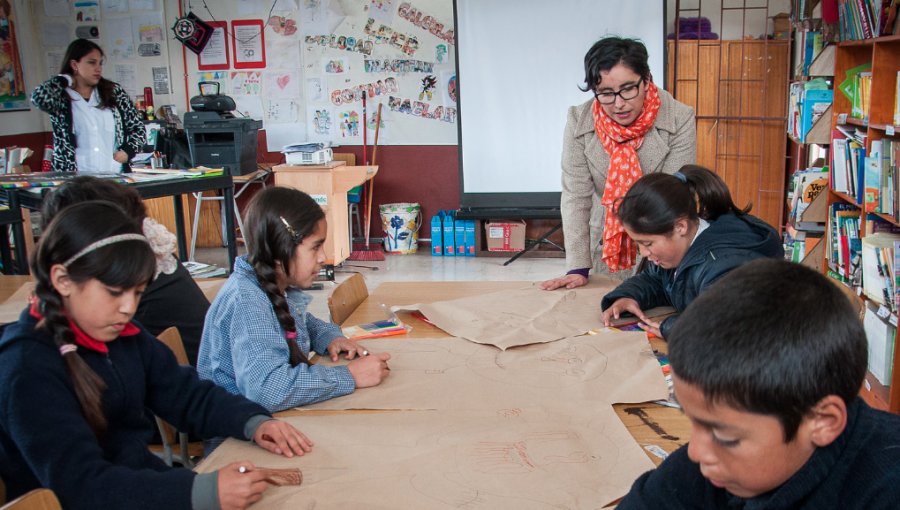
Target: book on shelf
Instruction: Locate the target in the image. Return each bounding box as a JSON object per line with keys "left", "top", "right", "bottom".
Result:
{"left": 861, "top": 233, "right": 900, "bottom": 310}
{"left": 788, "top": 167, "right": 828, "bottom": 228}
{"left": 864, "top": 301, "right": 896, "bottom": 386}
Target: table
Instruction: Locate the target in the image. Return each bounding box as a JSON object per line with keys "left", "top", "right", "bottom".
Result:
{"left": 337, "top": 280, "right": 691, "bottom": 463}
{"left": 0, "top": 173, "right": 236, "bottom": 275}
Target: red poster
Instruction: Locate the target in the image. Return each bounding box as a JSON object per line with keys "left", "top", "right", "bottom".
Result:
{"left": 231, "top": 20, "right": 266, "bottom": 69}
{"left": 198, "top": 21, "right": 230, "bottom": 71}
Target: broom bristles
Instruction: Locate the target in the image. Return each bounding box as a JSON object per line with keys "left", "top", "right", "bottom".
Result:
{"left": 348, "top": 242, "right": 385, "bottom": 261}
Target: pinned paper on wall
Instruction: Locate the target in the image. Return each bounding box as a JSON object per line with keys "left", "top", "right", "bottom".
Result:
{"left": 442, "top": 71, "right": 457, "bottom": 105}
{"left": 196, "top": 71, "right": 228, "bottom": 95}
{"left": 267, "top": 15, "right": 298, "bottom": 37}
{"left": 265, "top": 98, "right": 300, "bottom": 123}
{"left": 306, "top": 77, "right": 324, "bottom": 101}
{"left": 265, "top": 35, "right": 300, "bottom": 68}
{"left": 113, "top": 64, "right": 137, "bottom": 96}
{"left": 133, "top": 13, "right": 164, "bottom": 44}
{"left": 44, "top": 0, "right": 70, "bottom": 17}
{"left": 198, "top": 22, "right": 229, "bottom": 70}
{"left": 233, "top": 95, "right": 264, "bottom": 120}
{"left": 435, "top": 43, "right": 448, "bottom": 63}
{"left": 102, "top": 0, "right": 129, "bottom": 13}
{"left": 309, "top": 107, "right": 333, "bottom": 137}
{"left": 45, "top": 50, "right": 65, "bottom": 80}
{"left": 74, "top": 1, "right": 100, "bottom": 22}
{"left": 324, "top": 59, "right": 345, "bottom": 73}
{"left": 339, "top": 110, "right": 360, "bottom": 138}
{"left": 129, "top": 0, "right": 158, "bottom": 10}
{"left": 299, "top": 0, "right": 329, "bottom": 35}
{"left": 152, "top": 67, "right": 170, "bottom": 95}
{"left": 231, "top": 71, "right": 262, "bottom": 95}
{"left": 232, "top": 19, "right": 266, "bottom": 69}
{"left": 264, "top": 70, "right": 300, "bottom": 99}
{"left": 41, "top": 22, "right": 72, "bottom": 48}
{"left": 367, "top": 0, "right": 396, "bottom": 23}
{"left": 105, "top": 22, "right": 135, "bottom": 59}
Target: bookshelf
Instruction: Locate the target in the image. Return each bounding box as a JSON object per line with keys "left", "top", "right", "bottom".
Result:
{"left": 826, "top": 34, "right": 900, "bottom": 413}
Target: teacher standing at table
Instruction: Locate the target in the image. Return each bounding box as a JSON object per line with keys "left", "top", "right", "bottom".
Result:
{"left": 32, "top": 39, "right": 144, "bottom": 174}
{"left": 541, "top": 37, "right": 696, "bottom": 290}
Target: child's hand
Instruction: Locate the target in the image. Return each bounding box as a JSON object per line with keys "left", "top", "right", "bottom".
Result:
{"left": 253, "top": 419, "right": 314, "bottom": 458}
{"left": 347, "top": 351, "right": 391, "bottom": 388}
{"left": 218, "top": 462, "right": 268, "bottom": 510}
{"left": 602, "top": 298, "right": 646, "bottom": 326}
{"left": 327, "top": 336, "right": 367, "bottom": 361}
{"left": 638, "top": 317, "right": 662, "bottom": 338}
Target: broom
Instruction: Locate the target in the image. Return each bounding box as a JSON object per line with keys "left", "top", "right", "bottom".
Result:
{"left": 347, "top": 101, "right": 385, "bottom": 261}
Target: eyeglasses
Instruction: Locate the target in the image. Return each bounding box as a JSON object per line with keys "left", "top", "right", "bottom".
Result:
{"left": 594, "top": 79, "right": 644, "bottom": 105}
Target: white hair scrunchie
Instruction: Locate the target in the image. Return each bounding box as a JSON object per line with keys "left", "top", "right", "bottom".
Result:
{"left": 142, "top": 217, "right": 178, "bottom": 277}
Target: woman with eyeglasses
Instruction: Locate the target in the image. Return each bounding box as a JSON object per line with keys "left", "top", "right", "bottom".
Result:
{"left": 540, "top": 36, "right": 696, "bottom": 291}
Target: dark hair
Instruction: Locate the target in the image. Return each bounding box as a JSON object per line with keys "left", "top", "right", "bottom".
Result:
{"left": 580, "top": 36, "right": 651, "bottom": 93}
{"left": 615, "top": 165, "right": 751, "bottom": 235}
{"left": 59, "top": 39, "right": 116, "bottom": 110}
{"left": 41, "top": 176, "right": 147, "bottom": 229}
{"left": 244, "top": 187, "right": 326, "bottom": 367}
{"left": 31, "top": 201, "right": 156, "bottom": 437}
{"left": 668, "top": 259, "right": 867, "bottom": 441}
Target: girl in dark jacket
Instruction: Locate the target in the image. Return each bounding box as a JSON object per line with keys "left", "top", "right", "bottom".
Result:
{"left": 0, "top": 201, "right": 313, "bottom": 510}
{"left": 600, "top": 164, "right": 783, "bottom": 338}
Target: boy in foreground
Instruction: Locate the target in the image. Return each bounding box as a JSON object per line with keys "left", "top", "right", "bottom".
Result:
{"left": 619, "top": 259, "right": 900, "bottom": 509}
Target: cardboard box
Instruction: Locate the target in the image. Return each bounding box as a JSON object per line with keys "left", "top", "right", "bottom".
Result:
{"left": 464, "top": 220, "right": 475, "bottom": 256}
{"left": 485, "top": 221, "right": 526, "bottom": 252}
{"left": 454, "top": 219, "right": 466, "bottom": 255}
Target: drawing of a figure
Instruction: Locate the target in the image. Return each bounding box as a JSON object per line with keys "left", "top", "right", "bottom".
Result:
{"left": 418, "top": 75, "right": 437, "bottom": 101}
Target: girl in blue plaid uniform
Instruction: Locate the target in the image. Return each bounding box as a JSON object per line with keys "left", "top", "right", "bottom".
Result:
{"left": 198, "top": 187, "right": 391, "bottom": 413}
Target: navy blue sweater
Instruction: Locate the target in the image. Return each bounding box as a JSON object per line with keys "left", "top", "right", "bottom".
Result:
{"left": 601, "top": 213, "right": 783, "bottom": 338}
{"left": 619, "top": 398, "right": 900, "bottom": 509}
{"left": 0, "top": 308, "right": 270, "bottom": 509}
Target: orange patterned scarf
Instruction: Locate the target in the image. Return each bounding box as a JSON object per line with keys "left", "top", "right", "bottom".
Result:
{"left": 593, "top": 81, "right": 661, "bottom": 272}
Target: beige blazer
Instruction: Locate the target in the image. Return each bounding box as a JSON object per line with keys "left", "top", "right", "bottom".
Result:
{"left": 560, "top": 88, "right": 696, "bottom": 275}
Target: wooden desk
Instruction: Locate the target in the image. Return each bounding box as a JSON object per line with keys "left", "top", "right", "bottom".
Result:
{"left": 0, "top": 173, "right": 237, "bottom": 274}
{"left": 273, "top": 162, "right": 377, "bottom": 266}
{"left": 339, "top": 280, "right": 690, "bottom": 465}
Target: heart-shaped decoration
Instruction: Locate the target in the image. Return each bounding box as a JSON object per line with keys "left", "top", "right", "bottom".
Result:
{"left": 276, "top": 75, "right": 290, "bottom": 90}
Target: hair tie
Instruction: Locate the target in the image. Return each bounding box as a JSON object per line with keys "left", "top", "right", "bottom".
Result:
{"left": 59, "top": 344, "right": 77, "bottom": 356}
{"left": 63, "top": 233, "right": 149, "bottom": 267}
{"left": 673, "top": 171, "right": 687, "bottom": 184}
{"left": 285, "top": 331, "right": 297, "bottom": 340}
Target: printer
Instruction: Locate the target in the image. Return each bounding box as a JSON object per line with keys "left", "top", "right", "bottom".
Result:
{"left": 184, "top": 83, "right": 261, "bottom": 176}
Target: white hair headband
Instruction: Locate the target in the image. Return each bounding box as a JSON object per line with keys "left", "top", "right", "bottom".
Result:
{"left": 63, "top": 233, "right": 149, "bottom": 268}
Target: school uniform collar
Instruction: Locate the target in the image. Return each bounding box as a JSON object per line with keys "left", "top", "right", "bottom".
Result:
{"left": 29, "top": 298, "right": 140, "bottom": 354}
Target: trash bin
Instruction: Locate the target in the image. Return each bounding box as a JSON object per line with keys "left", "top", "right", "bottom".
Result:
{"left": 380, "top": 202, "right": 421, "bottom": 254}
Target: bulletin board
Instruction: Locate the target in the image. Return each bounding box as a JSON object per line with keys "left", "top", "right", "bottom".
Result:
{"left": 34, "top": 0, "right": 177, "bottom": 111}
{"left": 181, "top": 0, "right": 458, "bottom": 151}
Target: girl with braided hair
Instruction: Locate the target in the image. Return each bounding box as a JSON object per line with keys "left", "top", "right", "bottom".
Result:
{"left": 198, "top": 186, "right": 391, "bottom": 414}
{"left": 0, "top": 201, "right": 313, "bottom": 509}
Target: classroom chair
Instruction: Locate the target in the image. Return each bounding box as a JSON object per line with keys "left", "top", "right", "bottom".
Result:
{"left": 149, "top": 327, "right": 204, "bottom": 468}
{"left": 327, "top": 273, "right": 369, "bottom": 325}
{"left": 0, "top": 489, "right": 61, "bottom": 510}
{"left": 188, "top": 165, "right": 272, "bottom": 262}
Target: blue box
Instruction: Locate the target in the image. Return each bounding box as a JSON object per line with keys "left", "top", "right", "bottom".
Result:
{"left": 454, "top": 218, "right": 466, "bottom": 255}
{"left": 443, "top": 210, "right": 456, "bottom": 257}
{"left": 431, "top": 211, "right": 444, "bottom": 256}
{"left": 464, "top": 220, "right": 476, "bottom": 256}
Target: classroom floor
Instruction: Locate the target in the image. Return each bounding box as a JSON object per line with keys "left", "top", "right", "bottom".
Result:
{"left": 192, "top": 245, "right": 567, "bottom": 319}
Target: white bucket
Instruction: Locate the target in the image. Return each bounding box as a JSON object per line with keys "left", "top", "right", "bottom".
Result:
{"left": 380, "top": 203, "right": 422, "bottom": 254}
